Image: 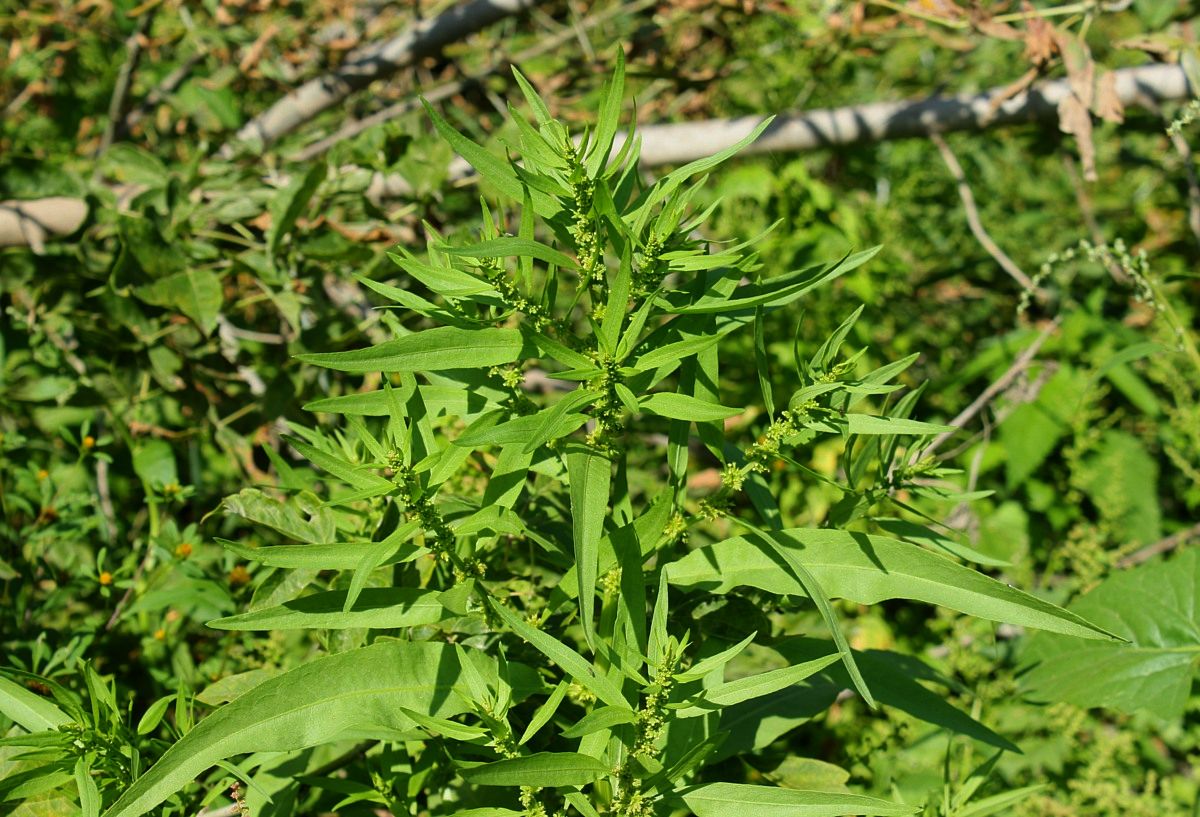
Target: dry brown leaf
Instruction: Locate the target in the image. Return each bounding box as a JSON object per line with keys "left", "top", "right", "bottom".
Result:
{"left": 1023, "top": 3, "right": 1056, "bottom": 65}
{"left": 1052, "top": 28, "right": 1095, "bottom": 107}
{"left": 1095, "top": 71, "right": 1125, "bottom": 123}
{"left": 1058, "top": 94, "right": 1097, "bottom": 182}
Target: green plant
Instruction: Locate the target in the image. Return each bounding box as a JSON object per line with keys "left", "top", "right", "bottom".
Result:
{"left": 2, "top": 50, "right": 1125, "bottom": 817}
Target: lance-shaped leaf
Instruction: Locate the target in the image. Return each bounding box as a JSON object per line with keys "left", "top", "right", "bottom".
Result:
{"left": 675, "top": 783, "right": 916, "bottom": 817}
{"left": 488, "top": 598, "right": 630, "bottom": 710}
{"left": 102, "top": 641, "right": 539, "bottom": 817}
{"left": 206, "top": 588, "right": 449, "bottom": 630}
{"left": 674, "top": 653, "right": 842, "bottom": 717}
{"left": 461, "top": 753, "right": 609, "bottom": 788}
{"left": 568, "top": 450, "right": 610, "bottom": 647}
{"left": 666, "top": 529, "right": 1116, "bottom": 640}
{"left": 297, "top": 326, "right": 528, "bottom": 373}
{"left": 845, "top": 415, "right": 954, "bottom": 436}
{"left": 441, "top": 238, "right": 576, "bottom": 269}
{"left": 640, "top": 393, "right": 742, "bottom": 422}
{"left": 0, "top": 675, "right": 71, "bottom": 732}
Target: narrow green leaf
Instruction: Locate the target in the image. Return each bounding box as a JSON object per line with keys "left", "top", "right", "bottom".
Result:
{"left": 422, "top": 99, "right": 558, "bottom": 218}
{"left": 677, "top": 782, "right": 916, "bottom": 817}
{"left": 559, "top": 705, "right": 637, "bottom": 738}
{"left": 442, "top": 238, "right": 576, "bottom": 269}
{"left": 586, "top": 48, "right": 625, "bottom": 176}
{"left": 0, "top": 674, "right": 71, "bottom": 732}
{"left": 519, "top": 681, "right": 570, "bottom": 746}
{"left": 461, "top": 753, "right": 609, "bottom": 788}
{"left": 640, "top": 392, "right": 741, "bottom": 422}
{"left": 667, "top": 528, "right": 1118, "bottom": 640}
{"left": 488, "top": 598, "right": 630, "bottom": 710}
{"left": 674, "top": 632, "right": 757, "bottom": 683}
{"left": 675, "top": 653, "right": 841, "bottom": 716}
{"left": 568, "top": 450, "right": 611, "bottom": 647}
{"left": 297, "top": 326, "right": 528, "bottom": 373}
{"left": 845, "top": 415, "right": 954, "bottom": 436}
{"left": 207, "top": 588, "right": 448, "bottom": 631}
{"left": 136, "top": 697, "right": 172, "bottom": 736}
{"left": 76, "top": 759, "right": 101, "bottom": 817}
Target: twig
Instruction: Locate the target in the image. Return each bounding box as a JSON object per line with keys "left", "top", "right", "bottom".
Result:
{"left": 929, "top": 132, "right": 1044, "bottom": 296}
{"left": 912, "top": 319, "right": 1060, "bottom": 465}
{"left": 1116, "top": 521, "right": 1200, "bottom": 569}
{"left": 100, "top": 9, "right": 156, "bottom": 153}
{"left": 292, "top": 0, "right": 648, "bottom": 162}
{"left": 224, "top": 0, "right": 547, "bottom": 156}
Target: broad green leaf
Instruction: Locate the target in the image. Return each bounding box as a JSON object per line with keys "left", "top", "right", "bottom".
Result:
{"left": 460, "top": 753, "right": 609, "bottom": 788}
{"left": 1075, "top": 430, "right": 1161, "bottom": 546}
{"left": 872, "top": 519, "right": 1010, "bottom": 567}
{"left": 568, "top": 450, "right": 610, "bottom": 646}
{"left": 1022, "top": 549, "right": 1200, "bottom": 719}
{"left": 221, "top": 489, "right": 336, "bottom": 545}
{"left": 297, "top": 326, "right": 528, "bottom": 373}
{"left": 488, "top": 598, "right": 630, "bottom": 709}
{"left": 206, "top": 588, "right": 449, "bottom": 630}
{"left": 0, "top": 675, "right": 71, "bottom": 732}
{"left": 676, "top": 783, "right": 916, "bottom": 817}
{"left": 675, "top": 653, "right": 841, "bottom": 716}
{"left": 666, "top": 529, "right": 1116, "bottom": 640}
{"left": 134, "top": 269, "right": 222, "bottom": 335}
{"left": 103, "top": 642, "right": 537, "bottom": 817}
{"left": 640, "top": 393, "right": 741, "bottom": 422}
{"left": 132, "top": 439, "right": 178, "bottom": 490}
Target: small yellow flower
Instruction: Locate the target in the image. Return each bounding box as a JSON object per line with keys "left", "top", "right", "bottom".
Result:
{"left": 37, "top": 469, "right": 49, "bottom": 480}
{"left": 153, "top": 628, "right": 166, "bottom": 640}
{"left": 229, "top": 565, "right": 250, "bottom": 586}
{"left": 82, "top": 436, "right": 95, "bottom": 449}
{"left": 98, "top": 571, "right": 113, "bottom": 586}
{"left": 175, "top": 542, "right": 193, "bottom": 558}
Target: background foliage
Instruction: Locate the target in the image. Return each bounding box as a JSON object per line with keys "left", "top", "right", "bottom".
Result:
{"left": 2, "top": 2, "right": 1199, "bottom": 816}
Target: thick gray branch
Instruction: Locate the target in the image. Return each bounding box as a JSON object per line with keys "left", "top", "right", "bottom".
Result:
{"left": 624, "top": 63, "right": 1192, "bottom": 166}
{"left": 0, "top": 198, "right": 89, "bottom": 254}
{"left": 224, "top": 0, "right": 544, "bottom": 155}
{"left": 370, "top": 62, "right": 1193, "bottom": 198}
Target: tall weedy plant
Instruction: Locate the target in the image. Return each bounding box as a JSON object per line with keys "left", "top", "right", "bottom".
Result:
{"left": 91, "top": 57, "right": 1115, "bottom": 817}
